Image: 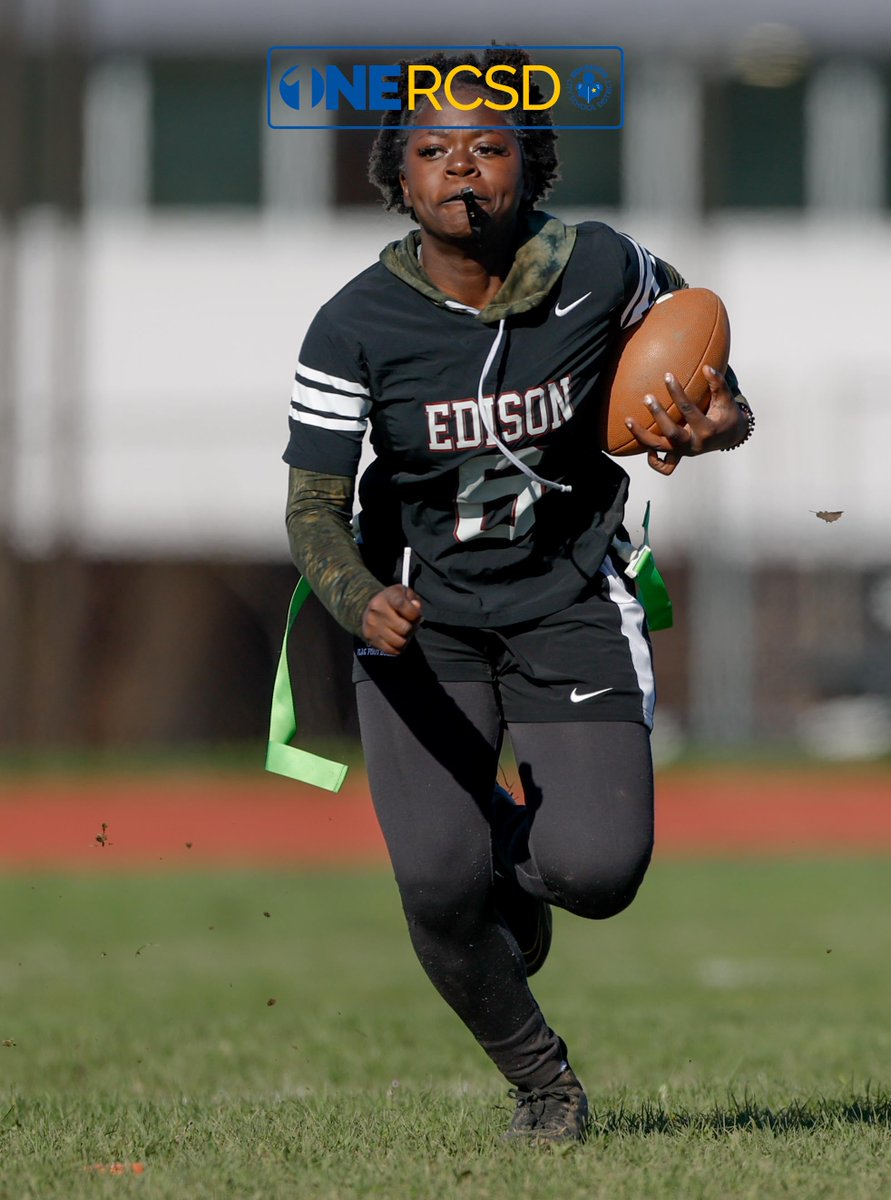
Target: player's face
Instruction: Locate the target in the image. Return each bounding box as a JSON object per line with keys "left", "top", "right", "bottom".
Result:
{"left": 399, "top": 95, "right": 528, "bottom": 244}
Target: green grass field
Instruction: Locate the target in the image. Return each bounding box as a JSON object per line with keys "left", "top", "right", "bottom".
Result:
{"left": 1, "top": 861, "right": 889, "bottom": 1199}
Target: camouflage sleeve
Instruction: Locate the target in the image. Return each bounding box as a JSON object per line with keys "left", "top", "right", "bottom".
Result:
{"left": 654, "top": 258, "right": 688, "bottom": 293}
{"left": 285, "top": 467, "right": 383, "bottom": 637}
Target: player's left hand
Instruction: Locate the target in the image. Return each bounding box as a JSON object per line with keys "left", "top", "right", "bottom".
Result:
{"left": 624, "top": 365, "right": 748, "bottom": 476}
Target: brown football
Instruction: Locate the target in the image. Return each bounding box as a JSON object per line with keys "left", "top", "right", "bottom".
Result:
{"left": 598, "top": 287, "right": 731, "bottom": 456}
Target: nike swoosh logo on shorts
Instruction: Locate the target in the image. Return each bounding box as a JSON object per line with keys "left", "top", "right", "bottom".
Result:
{"left": 554, "top": 292, "right": 592, "bottom": 317}
{"left": 569, "top": 686, "right": 613, "bottom": 703}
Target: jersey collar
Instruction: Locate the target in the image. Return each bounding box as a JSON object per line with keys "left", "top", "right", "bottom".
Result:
{"left": 379, "top": 211, "right": 577, "bottom": 324}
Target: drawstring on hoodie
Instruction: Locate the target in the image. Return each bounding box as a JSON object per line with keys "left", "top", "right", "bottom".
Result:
{"left": 476, "top": 319, "right": 572, "bottom": 495}
{"left": 399, "top": 317, "right": 570, "bottom": 589}
{"left": 410, "top": 222, "right": 575, "bottom": 496}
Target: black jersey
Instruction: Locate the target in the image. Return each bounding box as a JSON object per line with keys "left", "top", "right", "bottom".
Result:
{"left": 284, "top": 215, "right": 710, "bottom": 626}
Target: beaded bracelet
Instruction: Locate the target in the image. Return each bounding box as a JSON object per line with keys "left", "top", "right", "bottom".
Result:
{"left": 721, "top": 397, "right": 755, "bottom": 451}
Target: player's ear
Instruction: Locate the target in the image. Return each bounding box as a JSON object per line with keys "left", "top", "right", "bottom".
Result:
{"left": 397, "top": 172, "right": 417, "bottom": 220}
{"left": 399, "top": 172, "right": 417, "bottom": 219}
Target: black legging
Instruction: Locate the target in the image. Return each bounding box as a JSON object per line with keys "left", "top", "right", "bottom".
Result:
{"left": 356, "top": 677, "right": 654, "bottom": 1090}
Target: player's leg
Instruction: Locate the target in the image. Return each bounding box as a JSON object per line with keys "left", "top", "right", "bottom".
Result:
{"left": 355, "top": 660, "right": 571, "bottom": 1093}
{"left": 501, "top": 719, "right": 654, "bottom": 917}
{"left": 490, "top": 783, "right": 553, "bottom": 975}
{"left": 492, "top": 551, "right": 656, "bottom": 917}
{"left": 487, "top": 717, "right": 650, "bottom": 1143}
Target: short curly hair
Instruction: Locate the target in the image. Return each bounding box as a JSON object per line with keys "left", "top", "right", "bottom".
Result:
{"left": 367, "top": 46, "right": 560, "bottom": 217}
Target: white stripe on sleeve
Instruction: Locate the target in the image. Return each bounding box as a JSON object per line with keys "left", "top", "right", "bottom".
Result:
{"left": 296, "top": 359, "right": 369, "bottom": 397}
{"left": 291, "top": 379, "right": 371, "bottom": 421}
{"left": 600, "top": 556, "right": 656, "bottom": 729}
{"left": 290, "top": 408, "right": 367, "bottom": 434}
{"left": 619, "top": 234, "right": 661, "bottom": 329}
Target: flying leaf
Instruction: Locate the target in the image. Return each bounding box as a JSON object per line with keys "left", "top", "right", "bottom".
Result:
{"left": 811, "top": 511, "right": 843, "bottom": 523}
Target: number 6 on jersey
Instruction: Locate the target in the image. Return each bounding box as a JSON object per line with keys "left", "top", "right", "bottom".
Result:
{"left": 454, "top": 448, "right": 544, "bottom": 543}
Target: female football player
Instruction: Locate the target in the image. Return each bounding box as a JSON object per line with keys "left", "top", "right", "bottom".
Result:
{"left": 283, "top": 47, "right": 753, "bottom": 1143}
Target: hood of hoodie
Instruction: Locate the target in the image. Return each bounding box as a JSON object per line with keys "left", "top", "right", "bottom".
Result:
{"left": 379, "top": 210, "right": 576, "bottom": 324}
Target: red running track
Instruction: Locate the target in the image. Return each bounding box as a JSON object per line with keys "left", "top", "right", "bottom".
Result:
{"left": 0, "top": 767, "right": 889, "bottom": 870}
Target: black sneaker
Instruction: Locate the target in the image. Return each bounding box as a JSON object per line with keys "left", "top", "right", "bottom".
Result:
{"left": 503, "top": 1067, "right": 589, "bottom": 1144}
{"left": 491, "top": 784, "right": 552, "bottom": 977}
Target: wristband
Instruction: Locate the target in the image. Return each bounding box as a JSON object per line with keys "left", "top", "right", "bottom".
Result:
{"left": 721, "top": 397, "right": 755, "bottom": 451}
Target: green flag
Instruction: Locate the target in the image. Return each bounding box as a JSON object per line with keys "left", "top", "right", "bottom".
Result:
{"left": 265, "top": 578, "right": 349, "bottom": 792}
{"left": 619, "top": 502, "right": 674, "bottom": 632}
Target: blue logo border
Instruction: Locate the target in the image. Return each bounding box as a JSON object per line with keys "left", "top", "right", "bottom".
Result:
{"left": 266, "top": 45, "right": 624, "bottom": 131}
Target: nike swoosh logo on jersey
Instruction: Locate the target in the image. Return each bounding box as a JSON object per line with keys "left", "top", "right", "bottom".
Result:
{"left": 554, "top": 292, "right": 592, "bottom": 317}
{"left": 569, "top": 686, "right": 613, "bottom": 703}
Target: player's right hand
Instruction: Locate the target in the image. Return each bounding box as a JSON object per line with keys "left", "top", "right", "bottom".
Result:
{"left": 361, "top": 585, "right": 423, "bottom": 655}
{"left": 625, "top": 366, "right": 744, "bottom": 475}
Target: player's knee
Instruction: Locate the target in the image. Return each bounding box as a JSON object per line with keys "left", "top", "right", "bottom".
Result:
{"left": 397, "top": 865, "right": 486, "bottom": 935}
{"left": 546, "top": 840, "right": 653, "bottom": 920}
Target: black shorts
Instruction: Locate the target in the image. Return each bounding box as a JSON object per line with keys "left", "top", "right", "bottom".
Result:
{"left": 353, "top": 554, "right": 655, "bottom": 727}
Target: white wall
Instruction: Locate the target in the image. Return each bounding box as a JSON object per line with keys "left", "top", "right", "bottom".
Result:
{"left": 9, "top": 208, "right": 891, "bottom": 564}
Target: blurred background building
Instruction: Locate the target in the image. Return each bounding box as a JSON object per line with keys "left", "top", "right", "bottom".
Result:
{"left": 2, "top": 0, "right": 891, "bottom": 759}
